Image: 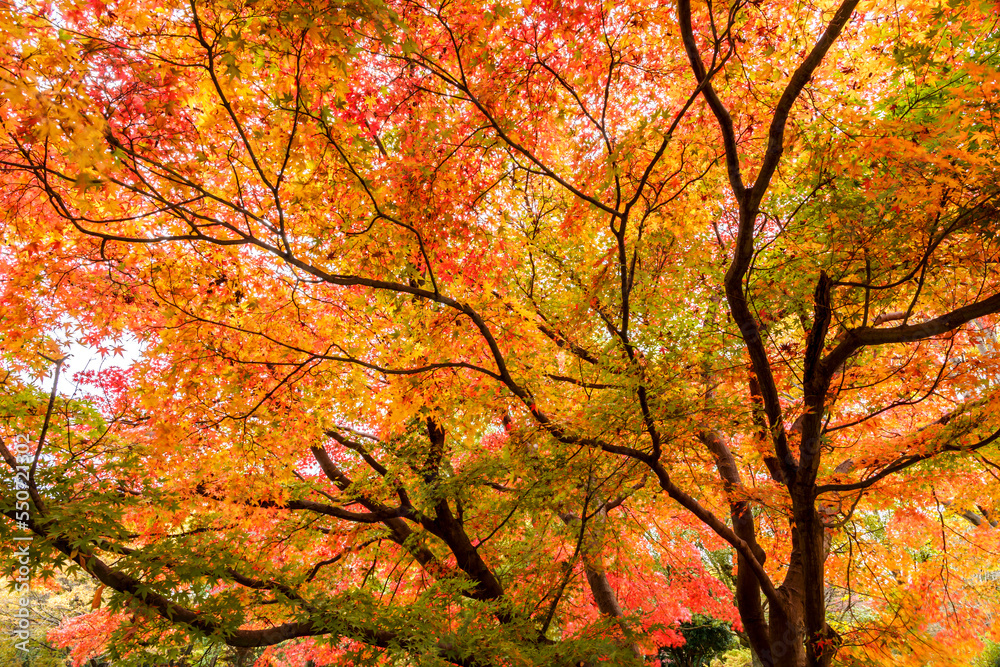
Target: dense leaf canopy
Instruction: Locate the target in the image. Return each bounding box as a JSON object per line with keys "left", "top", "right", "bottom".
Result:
{"left": 2, "top": 0, "right": 1000, "bottom": 665}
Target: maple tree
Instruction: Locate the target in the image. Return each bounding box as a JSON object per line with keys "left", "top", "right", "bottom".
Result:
{"left": 3, "top": 0, "right": 1000, "bottom": 665}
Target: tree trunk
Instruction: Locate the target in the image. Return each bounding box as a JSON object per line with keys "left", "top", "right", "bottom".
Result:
{"left": 563, "top": 494, "right": 644, "bottom": 662}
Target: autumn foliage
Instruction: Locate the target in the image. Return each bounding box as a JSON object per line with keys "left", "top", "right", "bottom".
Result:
{"left": 2, "top": 0, "right": 1000, "bottom": 665}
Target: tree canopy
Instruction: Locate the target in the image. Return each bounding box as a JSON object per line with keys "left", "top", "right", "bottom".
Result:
{"left": 2, "top": 0, "right": 1000, "bottom": 665}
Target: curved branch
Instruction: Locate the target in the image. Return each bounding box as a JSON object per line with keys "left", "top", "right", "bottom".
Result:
{"left": 0, "top": 511, "right": 485, "bottom": 665}
{"left": 677, "top": 0, "right": 745, "bottom": 195}
{"left": 817, "top": 424, "right": 1000, "bottom": 494}
{"left": 748, "top": 0, "right": 861, "bottom": 209}
{"left": 820, "top": 291, "right": 1000, "bottom": 377}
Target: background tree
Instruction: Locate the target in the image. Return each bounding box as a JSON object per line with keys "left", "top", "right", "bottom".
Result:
{"left": 2, "top": 0, "right": 1000, "bottom": 666}
{"left": 659, "top": 615, "right": 737, "bottom": 667}
{"left": 0, "top": 569, "right": 96, "bottom": 667}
